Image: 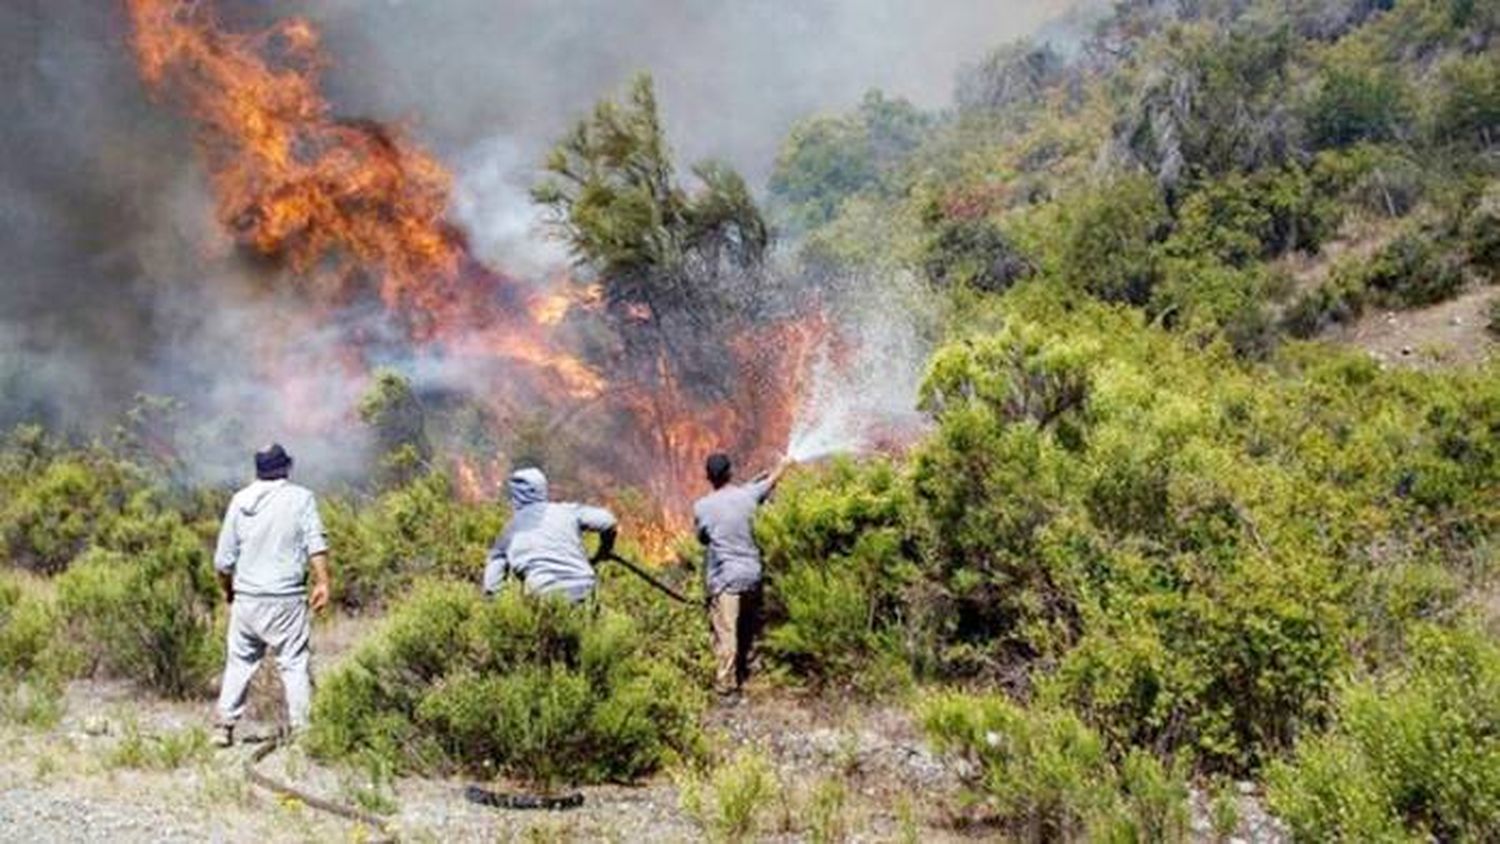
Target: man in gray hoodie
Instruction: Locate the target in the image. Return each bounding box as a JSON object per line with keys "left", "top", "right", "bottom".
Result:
{"left": 483, "top": 467, "right": 618, "bottom": 603}
{"left": 210, "top": 444, "right": 331, "bottom": 747}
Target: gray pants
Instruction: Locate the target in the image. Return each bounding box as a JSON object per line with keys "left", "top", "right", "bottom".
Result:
{"left": 215, "top": 596, "right": 312, "bottom": 729}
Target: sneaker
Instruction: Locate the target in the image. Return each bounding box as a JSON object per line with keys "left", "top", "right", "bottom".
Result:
{"left": 211, "top": 724, "right": 234, "bottom": 749}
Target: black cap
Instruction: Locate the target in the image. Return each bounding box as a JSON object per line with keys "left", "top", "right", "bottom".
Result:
{"left": 705, "top": 452, "right": 732, "bottom": 487}
{"left": 255, "top": 443, "right": 293, "bottom": 480}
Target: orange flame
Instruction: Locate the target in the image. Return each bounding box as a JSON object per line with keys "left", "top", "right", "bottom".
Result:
{"left": 126, "top": 0, "right": 832, "bottom": 540}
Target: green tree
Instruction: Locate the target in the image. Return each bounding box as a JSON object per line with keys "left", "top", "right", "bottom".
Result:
{"left": 532, "top": 73, "right": 767, "bottom": 309}
{"left": 532, "top": 73, "right": 770, "bottom": 400}
{"left": 358, "top": 370, "right": 431, "bottom": 490}
{"left": 1303, "top": 56, "right": 1414, "bottom": 149}
{"left": 1060, "top": 175, "right": 1170, "bottom": 304}
{"left": 769, "top": 90, "right": 929, "bottom": 234}
{"left": 1431, "top": 53, "right": 1500, "bottom": 147}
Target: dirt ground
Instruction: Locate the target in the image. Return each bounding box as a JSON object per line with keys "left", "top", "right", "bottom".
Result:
{"left": 1332, "top": 286, "right": 1498, "bottom": 370}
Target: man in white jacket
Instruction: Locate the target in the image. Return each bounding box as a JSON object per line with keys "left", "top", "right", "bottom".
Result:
{"left": 211, "top": 443, "right": 331, "bottom": 747}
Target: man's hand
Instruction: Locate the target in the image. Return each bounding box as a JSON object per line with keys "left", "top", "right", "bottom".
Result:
{"left": 309, "top": 579, "right": 330, "bottom": 613}
{"left": 216, "top": 571, "right": 235, "bottom": 605}
{"left": 308, "top": 552, "right": 332, "bottom": 614}
{"left": 767, "top": 454, "right": 797, "bottom": 488}
{"left": 591, "top": 526, "right": 618, "bottom": 565}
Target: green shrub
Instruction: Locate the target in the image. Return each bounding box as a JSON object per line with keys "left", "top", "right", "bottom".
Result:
{"left": 324, "top": 471, "right": 505, "bottom": 609}
{"left": 1059, "top": 176, "right": 1169, "bottom": 305}
{"left": 0, "top": 458, "right": 133, "bottom": 574}
{"left": 919, "top": 196, "right": 1033, "bottom": 293}
{"left": 106, "top": 722, "right": 212, "bottom": 770}
{"left": 1431, "top": 53, "right": 1500, "bottom": 149}
{"left": 54, "top": 519, "right": 220, "bottom": 699}
{"left": 1281, "top": 269, "right": 1367, "bottom": 338}
{"left": 1268, "top": 625, "right": 1500, "bottom": 841}
{"left": 1463, "top": 182, "right": 1500, "bottom": 277}
{"left": 1303, "top": 56, "right": 1414, "bottom": 150}
{"left": 1312, "top": 144, "right": 1424, "bottom": 218}
{"left": 806, "top": 776, "right": 851, "bottom": 844}
{"left": 678, "top": 748, "right": 781, "bottom": 844}
{"left": 1361, "top": 233, "right": 1466, "bottom": 308}
{"left": 756, "top": 459, "right": 913, "bottom": 689}
{"left": 921, "top": 691, "right": 1191, "bottom": 842}
{"left": 0, "top": 573, "right": 67, "bottom": 725}
{"left": 307, "top": 581, "right": 704, "bottom": 786}
{"left": 0, "top": 573, "right": 63, "bottom": 680}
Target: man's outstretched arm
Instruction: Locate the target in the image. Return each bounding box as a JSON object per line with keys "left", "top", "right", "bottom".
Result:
{"left": 753, "top": 455, "right": 797, "bottom": 501}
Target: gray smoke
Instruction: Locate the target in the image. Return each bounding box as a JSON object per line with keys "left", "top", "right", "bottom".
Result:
{"left": 1, "top": 0, "right": 1073, "bottom": 484}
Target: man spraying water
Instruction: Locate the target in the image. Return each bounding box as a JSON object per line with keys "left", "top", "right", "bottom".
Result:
{"left": 693, "top": 452, "right": 795, "bottom": 701}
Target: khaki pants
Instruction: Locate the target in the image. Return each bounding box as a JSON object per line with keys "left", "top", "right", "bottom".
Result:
{"left": 216, "top": 596, "right": 312, "bottom": 729}
{"left": 710, "top": 588, "right": 761, "bottom": 695}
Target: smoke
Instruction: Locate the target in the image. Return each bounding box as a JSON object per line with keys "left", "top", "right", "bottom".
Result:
{"left": 297, "top": 0, "right": 1075, "bottom": 267}
{"left": 1, "top": 0, "right": 1071, "bottom": 485}
{"left": 787, "top": 270, "right": 936, "bottom": 462}
{"left": 0, "top": 0, "right": 378, "bottom": 484}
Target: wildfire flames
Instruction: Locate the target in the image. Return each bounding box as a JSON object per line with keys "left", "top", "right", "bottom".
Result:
{"left": 125, "top": 0, "right": 828, "bottom": 537}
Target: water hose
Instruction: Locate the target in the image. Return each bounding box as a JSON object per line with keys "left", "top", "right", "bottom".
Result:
{"left": 602, "top": 553, "right": 698, "bottom": 606}
{"left": 462, "top": 786, "right": 585, "bottom": 810}
{"left": 244, "top": 737, "right": 396, "bottom": 842}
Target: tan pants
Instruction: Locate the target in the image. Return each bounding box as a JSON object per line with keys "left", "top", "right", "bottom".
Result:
{"left": 710, "top": 588, "right": 761, "bottom": 695}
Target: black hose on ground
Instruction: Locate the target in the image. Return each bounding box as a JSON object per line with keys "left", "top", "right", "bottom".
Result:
{"left": 462, "top": 786, "right": 585, "bottom": 810}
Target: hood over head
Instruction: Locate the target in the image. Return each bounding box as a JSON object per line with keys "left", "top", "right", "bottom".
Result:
{"left": 508, "top": 467, "right": 549, "bottom": 508}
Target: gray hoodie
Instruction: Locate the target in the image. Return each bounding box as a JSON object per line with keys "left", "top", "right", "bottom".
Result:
{"left": 214, "top": 479, "right": 328, "bottom": 599}
{"left": 482, "top": 468, "right": 617, "bottom": 603}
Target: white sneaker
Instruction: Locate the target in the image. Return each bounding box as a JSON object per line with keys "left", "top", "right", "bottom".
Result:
{"left": 211, "top": 724, "right": 234, "bottom": 748}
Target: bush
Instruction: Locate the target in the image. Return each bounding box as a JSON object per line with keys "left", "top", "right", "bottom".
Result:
{"left": 0, "top": 573, "right": 63, "bottom": 681}
{"left": 1059, "top": 176, "right": 1169, "bottom": 305}
{"left": 1267, "top": 625, "right": 1500, "bottom": 840}
{"left": 921, "top": 691, "right": 1191, "bottom": 841}
{"left": 1312, "top": 144, "right": 1424, "bottom": 218}
{"left": 324, "top": 471, "right": 505, "bottom": 609}
{"left": 0, "top": 457, "right": 135, "bottom": 574}
{"left": 1303, "top": 55, "right": 1414, "bottom": 150}
{"left": 307, "top": 581, "right": 704, "bottom": 787}
{"left": 756, "top": 459, "right": 913, "bottom": 689}
{"left": 54, "top": 514, "right": 220, "bottom": 699}
{"left": 919, "top": 195, "right": 1034, "bottom": 293}
{"left": 1463, "top": 181, "right": 1500, "bottom": 277}
{"left": 1431, "top": 53, "right": 1500, "bottom": 149}
{"left": 1362, "top": 232, "right": 1467, "bottom": 308}
{"left": 678, "top": 749, "right": 781, "bottom": 843}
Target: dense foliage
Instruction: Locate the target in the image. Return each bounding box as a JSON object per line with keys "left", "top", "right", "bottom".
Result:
{"left": 747, "top": 2, "right": 1499, "bottom": 836}
{"left": 307, "top": 581, "right": 705, "bottom": 787}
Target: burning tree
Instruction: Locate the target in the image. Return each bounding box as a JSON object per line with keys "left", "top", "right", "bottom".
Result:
{"left": 533, "top": 74, "right": 820, "bottom": 507}
{"left": 124, "top": 0, "right": 825, "bottom": 527}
